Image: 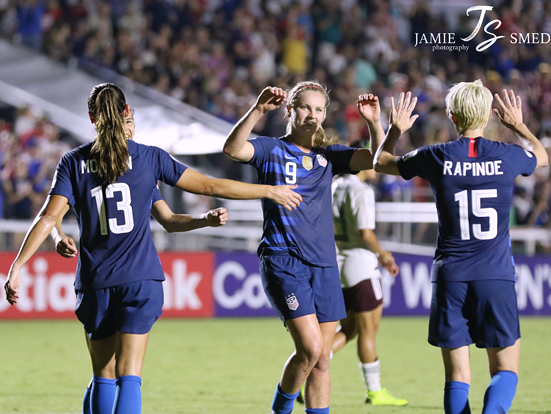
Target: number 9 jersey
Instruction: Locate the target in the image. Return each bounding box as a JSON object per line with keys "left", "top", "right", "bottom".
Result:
{"left": 49, "top": 140, "right": 187, "bottom": 290}
{"left": 398, "top": 137, "right": 537, "bottom": 283}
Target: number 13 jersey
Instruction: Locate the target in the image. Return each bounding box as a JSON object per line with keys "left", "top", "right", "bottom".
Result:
{"left": 49, "top": 140, "right": 187, "bottom": 290}
{"left": 398, "top": 137, "right": 537, "bottom": 282}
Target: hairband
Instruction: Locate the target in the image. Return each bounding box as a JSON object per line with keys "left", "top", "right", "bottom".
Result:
{"left": 290, "top": 84, "right": 325, "bottom": 102}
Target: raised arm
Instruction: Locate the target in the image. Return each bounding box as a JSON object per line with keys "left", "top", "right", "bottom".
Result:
{"left": 374, "top": 92, "right": 419, "bottom": 175}
{"left": 223, "top": 86, "right": 287, "bottom": 162}
{"left": 5, "top": 194, "right": 69, "bottom": 305}
{"left": 174, "top": 169, "right": 302, "bottom": 212}
{"left": 494, "top": 89, "right": 549, "bottom": 169}
{"left": 151, "top": 200, "right": 228, "bottom": 233}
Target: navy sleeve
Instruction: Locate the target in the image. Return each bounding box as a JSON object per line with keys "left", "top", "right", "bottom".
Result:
{"left": 247, "top": 136, "right": 279, "bottom": 168}
{"left": 151, "top": 186, "right": 163, "bottom": 203}
{"left": 324, "top": 144, "right": 357, "bottom": 175}
{"left": 151, "top": 147, "right": 188, "bottom": 186}
{"left": 48, "top": 153, "right": 76, "bottom": 206}
{"left": 397, "top": 146, "right": 436, "bottom": 181}
{"left": 506, "top": 144, "right": 537, "bottom": 177}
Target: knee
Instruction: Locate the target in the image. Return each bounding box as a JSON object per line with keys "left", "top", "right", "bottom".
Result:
{"left": 297, "top": 341, "right": 323, "bottom": 367}
{"left": 312, "top": 352, "right": 331, "bottom": 373}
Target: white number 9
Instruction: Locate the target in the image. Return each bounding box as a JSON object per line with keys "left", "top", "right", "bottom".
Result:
{"left": 285, "top": 162, "right": 297, "bottom": 184}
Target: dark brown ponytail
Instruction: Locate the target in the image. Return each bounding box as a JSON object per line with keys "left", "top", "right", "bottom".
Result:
{"left": 88, "top": 83, "right": 128, "bottom": 184}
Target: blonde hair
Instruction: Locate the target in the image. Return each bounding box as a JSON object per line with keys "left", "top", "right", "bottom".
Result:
{"left": 445, "top": 79, "right": 493, "bottom": 135}
{"left": 88, "top": 83, "right": 129, "bottom": 184}
{"left": 285, "top": 81, "right": 339, "bottom": 147}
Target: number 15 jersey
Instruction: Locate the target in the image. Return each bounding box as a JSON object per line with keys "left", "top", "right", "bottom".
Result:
{"left": 398, "top": 137, "right": 536, "bottom": 283}
{"left": 49, "top": 140, "right": 187, "bottom": 290}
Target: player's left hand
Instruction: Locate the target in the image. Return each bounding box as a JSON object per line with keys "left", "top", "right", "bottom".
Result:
{"left": 379, "top": 251, "right": 399, "bottom": 277}
{"left": 4, "top": 265, "right": 21, "bottom": 305}
{"left": 206, "top": 207, "right": 228, "bottom": 227}
{"left": 357, "top": 94, "right": 381, "bottom": 124}
{"left": 55, "top": 234, "right": 78, "bottom": 258}
{"left": 389, "top": 92, "right": 418, "bottom": 134}
{"left": 493, "top": 89, "right": 524, "bottom": 131}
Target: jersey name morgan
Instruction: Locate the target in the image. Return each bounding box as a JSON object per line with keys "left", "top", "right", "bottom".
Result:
{"left": 49, "top": 140, "right": 187, "bottom": 290}
{"left": 247, "top": 136, "right": 357, "bottom": 267}
{"left": 397, "top": 137, "right": 536, "bottom": 283}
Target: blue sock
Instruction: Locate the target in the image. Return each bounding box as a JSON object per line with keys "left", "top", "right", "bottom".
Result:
{"left": 444, "top": 381, "right": 471, "bottom": 414}
{"left": 271, "top": 383, "right": 300, "bottom": 414}
{"left": 82, "top": 386, "right": 91, "bottom": 414}
{"left": 90, "top": 376, "right": 116, "bottom": 414}
{"left": 305, "top": 408, "right": 329, "bottom": 414}
{"left": 482, "top": 371, "right": 518, "bottom": 414}
{"left": 113, "top": 375, "right": 142, "bottom": 414}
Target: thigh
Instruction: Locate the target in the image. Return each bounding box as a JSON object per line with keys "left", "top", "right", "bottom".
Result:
{"left": 428, "top": 281, "right": 473, "bottom": 348}
{"left": 260, "top": 254, "right": 316, "bottom": 323}
{"left": 114, "top": 280, "right": 164, "bottom": 336}
{"left": 355, "top": 304, "right": 383, "bottom": 339}
{"left": 310, "top": 266, "right": 347, "bottom": 323}
{"left": 470, "top": 280, "right": 520, "bottom": 349}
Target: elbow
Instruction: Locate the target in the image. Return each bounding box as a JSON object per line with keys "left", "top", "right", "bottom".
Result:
{"left": 222, "top": 143, "right": 235, "bottom": 159}
{"left": 374, "top": 162, "right": 384, "bottom": 173}
{"left": 541, "top": 153, "right": 549, "bottom": 168}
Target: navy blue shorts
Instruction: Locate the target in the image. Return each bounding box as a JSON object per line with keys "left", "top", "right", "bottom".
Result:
{"left": 75, "top": 280, "right": 164, "bottom": 340}
{"left": 428, "top": 280, "right": 520, "bottom": 349}
{"left": 260, "top": 253, "right": 346, "bottom": 324}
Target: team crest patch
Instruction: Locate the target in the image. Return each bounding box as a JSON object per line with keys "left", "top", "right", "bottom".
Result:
{"left": 316, "top": 154, "right": 328, "bottom": 167}
{"left": 302, "top": 156, "right": 313, "bottom": 170}
{"left": 286, "top": 293, "right": 299, "bottom": 311}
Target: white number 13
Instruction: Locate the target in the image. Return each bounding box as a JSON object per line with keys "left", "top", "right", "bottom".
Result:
{"left": 91, "top": 183, "right": 134, "bottom": 235}
{"left": 454, "top": 189, "right": 497, "bottom": 240}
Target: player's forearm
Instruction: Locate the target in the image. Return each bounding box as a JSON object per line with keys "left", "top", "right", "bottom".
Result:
{"left": 207, "top": 179, "right": 270, "bottom": 200}
{"left": 366, "top": 119, "right": 386, "bottom": 156}
{"left": 361, "top": 229, "right": 385, "bottom": 256}
{"left": 511, "top": 123, "right": 549, "bottom": 169}
{"left": 374, "top": 126, "right": 401, "bottom": 175}
{"left": 160, "top": 214, "right": 210, "bottom": 233}
{"left": 13, "top": 214, "right": 57, "bottom": 268}
{"left": 223, "top": 106, "right": 264, "bottom": 159}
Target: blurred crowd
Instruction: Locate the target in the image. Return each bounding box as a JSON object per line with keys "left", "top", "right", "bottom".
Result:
{"left": 1, "top": 0, "right": 551, "bottom": 237}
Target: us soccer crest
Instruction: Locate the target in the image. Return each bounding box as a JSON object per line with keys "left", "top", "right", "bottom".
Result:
{"left": 286, "top": 293, "right": 299, "bottom": 311}
{"left": 302, "top": 156, "right": 313, "bottom": 170}
{"left": 316, "top": 154, "right": 328, "bottom": 167}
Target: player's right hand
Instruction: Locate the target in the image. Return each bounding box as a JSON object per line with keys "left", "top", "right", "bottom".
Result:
{"left": 493, "top": 89, "right": 523, "bottom": 131}
{"left": 254, "top": 87, "right": 287, "bottom": 114}
{"left": 390, "top": 91, "right": 418, "bottom": 134}
{"left": 379, "top": 251, "right": 399, "bottom": 277}
{"left": 55, "top": 234, "right": 78, "bottom": 258}
{"left": 268, "top": 185, "right": 303, "bottom": 211}
{"left": 357, "top": 94, "right": 381, "bottom": 124}
{"left": 4, "top": 265, "right": 21, "bottom": 305}
{"left": 206, "top": 207, "right": 228, "bottom": 227}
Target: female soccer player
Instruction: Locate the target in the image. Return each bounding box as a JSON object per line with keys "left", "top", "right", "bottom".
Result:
{"left": 3, "top": 83, "right": 302, "bottom": 414}
{"left": 374, "top": 84, "right": 548, "bottom": 414}
{"left": 223, "top": 82, "right": 377, "bottom": 414}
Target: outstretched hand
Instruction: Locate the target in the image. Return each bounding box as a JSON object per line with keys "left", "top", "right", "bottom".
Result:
{"left": 55, "top": 234, "right": 78, "bottom": 258}
{"left": 255, "top": 87, "right": 287, "bottom": 114}
{"left": 389, "top": 92, "right": 419, "bottom": 134}
{"left": 268, "top": 185, "right": 303, "bottom": 211}
{"left": 4, "top": 265, "right": 21, "bottom": 305}
{"left": 493, "top": 89, "right": 523, "bottom": 131}
{"left": 206, "top": 207, "right": 228, "bottom": 227}
{"left": 357, "top": 94, "right": 381, "bottom": 124}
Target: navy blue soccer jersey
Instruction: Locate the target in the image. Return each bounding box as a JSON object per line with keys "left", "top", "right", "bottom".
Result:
{"left": 247, "top": 136, "right": 357, "bottom": 266}
{"left": 398, "top": 137, "right": 537, "bottom": 282}
{"left": 49, "top": 140, "right": 187, "bottom": 290}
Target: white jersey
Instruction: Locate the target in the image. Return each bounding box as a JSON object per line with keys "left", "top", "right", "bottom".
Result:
{"left": 332, "top": 174, "right": 380, "bottom": 287}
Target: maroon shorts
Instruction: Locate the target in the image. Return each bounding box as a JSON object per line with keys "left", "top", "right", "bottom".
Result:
{"left": 342, "top": 278, "right": 383, "bottom": 313}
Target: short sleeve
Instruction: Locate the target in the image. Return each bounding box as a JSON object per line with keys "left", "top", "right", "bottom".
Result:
{"left": 152, "top": 147, "right": 188, "bottom": 186}
{"left": 151, "top": 186, "right": 163, "bottom": 203}
{"left": 397, "top": 146, "right": 436, "bottom": 181}
{"left": 323, "top": 144, "right": 357, "bottom": 175}
{"left": 49, "top": 154, "right": 75, "bottom": 206}
{"left": 247, "top": 136, "right": 278, "bottom": 169}
{"left": 354, "top": 185, "right": 376, "bottom": 230}
{"left": 506, "top": 144, "right": 537, "bottom": 177}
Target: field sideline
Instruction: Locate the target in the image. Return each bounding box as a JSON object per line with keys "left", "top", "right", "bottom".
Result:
{"left": 0, "top": 317, "right": 549, "bottom": 414}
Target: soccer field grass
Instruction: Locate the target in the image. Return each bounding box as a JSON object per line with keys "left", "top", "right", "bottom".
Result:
{"left": 0, "top": 317, "right": 549, "bottom": 414}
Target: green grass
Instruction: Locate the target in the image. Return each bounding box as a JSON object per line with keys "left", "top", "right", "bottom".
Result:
{"left": 0, "top": 317, "right": 550, "bottom": 413}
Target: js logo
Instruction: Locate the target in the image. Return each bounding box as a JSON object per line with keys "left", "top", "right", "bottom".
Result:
{"left": 461, "top": 6, "right": 505, "bottom": 52}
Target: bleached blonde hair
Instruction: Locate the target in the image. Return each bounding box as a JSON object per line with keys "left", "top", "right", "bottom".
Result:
{"left": 285, "top": 80, "right": 339, "bottom": 147}
{"left": 445, "top": 79, "right": 493, "bottom": 135}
